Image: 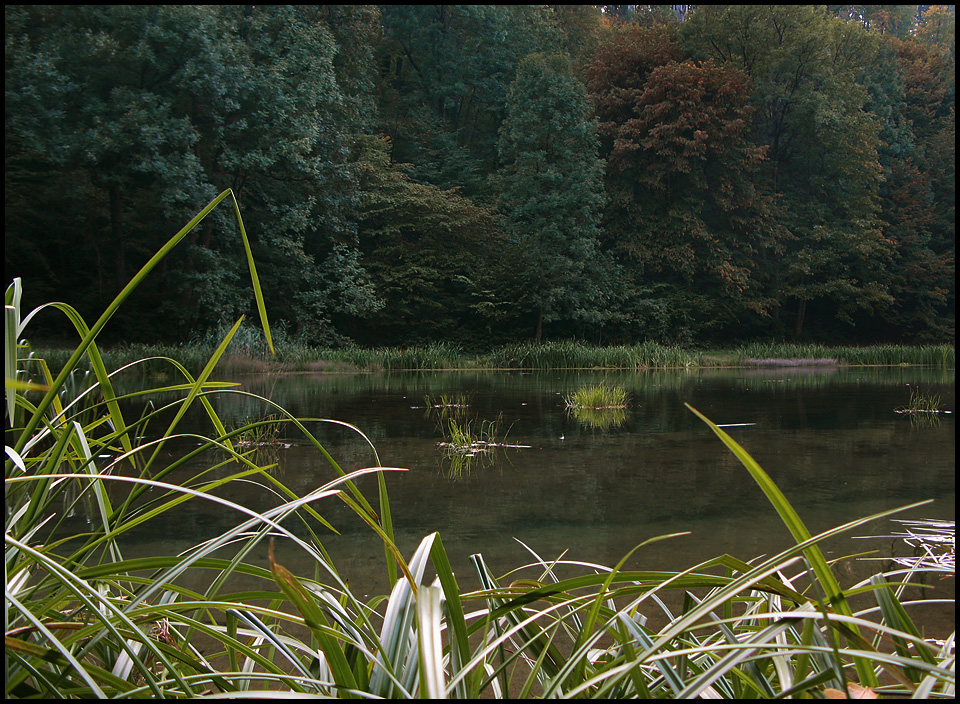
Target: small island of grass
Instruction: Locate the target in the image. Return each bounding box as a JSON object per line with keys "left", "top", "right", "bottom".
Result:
{"left": 563, "top": 383, "right": 630, "bottom": 410}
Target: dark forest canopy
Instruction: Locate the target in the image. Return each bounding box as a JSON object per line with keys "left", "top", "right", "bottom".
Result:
{"left": 5, "top": 5, "right": 955, "bottom": 347}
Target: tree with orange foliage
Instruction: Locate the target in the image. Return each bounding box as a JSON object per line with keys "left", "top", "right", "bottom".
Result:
{"left": 586, "top": 24, "right": 774, "bottom": 341}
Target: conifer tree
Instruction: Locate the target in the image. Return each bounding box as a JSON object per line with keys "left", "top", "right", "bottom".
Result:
{"left": 496, "top": 53, "right": 613, "bottom": 341}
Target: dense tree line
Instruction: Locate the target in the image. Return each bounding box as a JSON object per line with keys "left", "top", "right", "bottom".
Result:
{"left": 5, "top": 5, "right": 955, "bottom": 347}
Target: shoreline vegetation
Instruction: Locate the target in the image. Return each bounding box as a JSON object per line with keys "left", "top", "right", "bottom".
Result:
{"left": 27, "top": 338, "right": 956, "bottom": 377}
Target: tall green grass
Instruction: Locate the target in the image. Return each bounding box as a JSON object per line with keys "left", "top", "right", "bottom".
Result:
{"left": 481, "top": 340, "right": 702, "bottom": 369}
{"left": 5, "top": 191, "right": 400, "bottom": 697}
{"left": 737, "top": 342, "right": 955, "bottom": 367}
{"left": 35, "top": 339, "right": 954, "bottom": 378}
{"left": 6, "top": 193, "right": 954, "bottom": 698}
{"left": 323, "top": 342, "right": 466, "bottom": 371}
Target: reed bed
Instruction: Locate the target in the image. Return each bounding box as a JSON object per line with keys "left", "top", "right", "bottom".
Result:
{"left": 33, "top": 338, "right": 953, "bottom": 378}
{"left": 329, "top": 342, "right": 466, "bottom": 370}
{"left": 7, "top": 191, "right": 955, "bottom": 699}
{"left": 480, "top": 340, "right": 702, "bottom": 369}
{"left": 737, "top": 342, "right": 955, "bottom": 367}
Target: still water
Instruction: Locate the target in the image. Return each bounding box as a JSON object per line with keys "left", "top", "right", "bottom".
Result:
{"left": 112, "top": 365, "right": 954, "bottom": 619}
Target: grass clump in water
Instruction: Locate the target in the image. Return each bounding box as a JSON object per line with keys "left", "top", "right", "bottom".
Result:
{"left": 895, "top": 386, "right": 946, "bottom": 415}
{"left": 424, "top": 392, "right": 470, "bottom": 414}
{"left": 439, "top": 413, "right": 513, "bottom": 456}
{"left": 424, "top": 393, "right": 472, "bottom": 427}
{"left": 564, "top": 384, "right": 629, "bottom": 430}
{"left": 564, "top": 383, "right": 629, "bottom": 410}
{"left": 437, "top": 414, "right": 523, "bottom": 478}
{"left": 232, "top": 413, "right": 285, "bottom": 446}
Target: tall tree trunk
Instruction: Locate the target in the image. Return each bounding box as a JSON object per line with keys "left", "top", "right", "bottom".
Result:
{"left": 535, "top": 307, "right": 543, "bottom": 343}
{"left": 86, "top": 201, "right": 105, "bottom": 305}
{"left": 109, "top": 184, "right": 126, "bottom": 283}
{"left": 794, "top": 297, "right": 806, "bottom": 338}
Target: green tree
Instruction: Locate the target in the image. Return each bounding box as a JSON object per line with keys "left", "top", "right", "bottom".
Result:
{"left": 829, "top": 5, "right": 919, "bottom": 38}
{"left": 915, "top": 4, "right": 956, "bottom": 49}
{"left": 377, "top": 5, "right": 566, "bottom": 198}
{"left": 5, "top": 5, "right": 383, "bottom": 343}
{"left": 497, "top": 53, "right": 613, "bottom": 342}
{"left": 352, "top": 135, "right": 501, "bottom": 345}
{"left": 312, "top": 5, "right": 383, "bottom": 136}
{"left": 5, "top": 6, "right": 215, "bottom": 335}
{"left": 682, "top": 5, "right": 892, "bottom": 339}
{"left": 199, "top": 5, "right": 380, "bottom": 343}
{"left": 550, "top": 4, "right": 605, "bottom": 67}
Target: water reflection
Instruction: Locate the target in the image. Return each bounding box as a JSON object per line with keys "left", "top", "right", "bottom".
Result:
{"left": 905, "top": 412, "right": 945, "bottom": 429}
{"left": 92, "top": 365, "right": 954, "bottom": 615}
{"left": 437, "top": 441, "right": 510, "bottom": 480}
{"left": 568, "top": 405, "right": 628, "bottom": 430}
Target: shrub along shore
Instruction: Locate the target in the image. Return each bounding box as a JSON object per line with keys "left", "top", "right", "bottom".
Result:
{"left": 30, "top": 338, "right": 956, "bottom": 377}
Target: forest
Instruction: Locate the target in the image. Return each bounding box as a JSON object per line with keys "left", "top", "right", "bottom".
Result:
{"left": 5, "top": 5, "right": 956, "bottom": 348}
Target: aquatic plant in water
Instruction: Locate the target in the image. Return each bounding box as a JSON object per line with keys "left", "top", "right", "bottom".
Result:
{"left": 564, "top": 383, "right": 629, "bottom": 429}
{"left": 423, "top": 392, "right": 471, "bottom": 423}
{"left": 564, "top": 383, "right": 629, "bottom": 410}
{"left": 438, "top": 413, "right": 526, "bottom": 456}
{"left": 896, "top": 385, "right": 945, "bottom": 414}
{"left": 895, "top": 385, "right": 950, "bottom": 428}
{"left": 433, "top": 411, "right": 531, "bottom": 479}
{"left": 6, "top": 192, "right": 954, "bottom": 699}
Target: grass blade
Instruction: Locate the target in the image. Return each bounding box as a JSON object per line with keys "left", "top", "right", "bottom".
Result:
{"left": 685, "top": 402, "right": 878, "bottom": 688}
{"left": 417, "top": 585, "right": 446, "bottom": 699}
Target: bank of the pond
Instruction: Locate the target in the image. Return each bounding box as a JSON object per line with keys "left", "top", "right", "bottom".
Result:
{"left": 30, "top": 340, "right": 955, "bottom": 377}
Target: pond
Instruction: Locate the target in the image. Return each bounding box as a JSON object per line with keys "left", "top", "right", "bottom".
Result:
{"left": 93, "top": 365, "right": 955, "bottom": 630}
